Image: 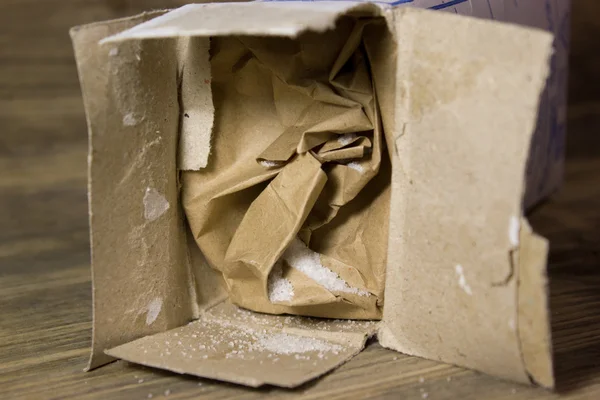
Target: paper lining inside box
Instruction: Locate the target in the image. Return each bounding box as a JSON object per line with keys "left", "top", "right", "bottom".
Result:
{"left": 72, "top": 1, "right": 555, "bottom": 389}
{"left": 180, "top": 15, "right": 392, "bottom": 320}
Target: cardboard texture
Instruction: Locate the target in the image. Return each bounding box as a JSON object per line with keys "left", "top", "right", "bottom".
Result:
{"left": 71, "top": 0, "right": 558, "bottom": 389}
{"left": 107, "top": 302, "right": 377, "bottom": 387}
{"left": 377, "top": 8, "right": 553, "bottom": 386}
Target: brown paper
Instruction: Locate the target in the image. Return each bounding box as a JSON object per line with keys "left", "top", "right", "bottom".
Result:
{"left": 72, "top": 2, "right": 556, "bottom": 389}
{"left": 181, "top": 16, "right": 390, "bottom": 320}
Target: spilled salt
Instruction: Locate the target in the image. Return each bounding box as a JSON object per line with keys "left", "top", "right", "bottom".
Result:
{"left": 143, "top": 188, "right": 170, "bottom": 222}
{"left": 455, "top": 264, "right": 473, "bottom": 295}
{"left": 346, "top": 162, "right": 364, "bottom": 173}
{"left": 267, "top": 261, "right": 294, "bottom": 302}
{"left": 256, "top": 332, "right": 342, "bottom": 355}
{"left": 282, "top": 238, "right": 369, "bottom": 296}
{"left": 337, "top": 133, "right": 357, "bottom": 146}
{"left": 122, "top": 112, "right": 138, "bottom": 126}
{"left": 145, "top": 297, "right": 163, "bottom": 325}
{"left": 509, "top": 216, "right": 520, "bottom": 247}
{"left": 260, "top": 160, "right": 283, "bottom": 168}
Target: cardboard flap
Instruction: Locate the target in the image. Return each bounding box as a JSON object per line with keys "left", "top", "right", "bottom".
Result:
{"left": 71, "top": 13, "right": 196, "bottom": 370}
{"left": 518, "top": 219, "right": 553, "bottom": 387}
{"left": 102, "top": 2, "right": 384, "bottom": 43}
{"left": 379, "top": 8, "right": 553, "bottom": 384}
{"left": 107, "top": 302, "right": 377, "bottom": 388}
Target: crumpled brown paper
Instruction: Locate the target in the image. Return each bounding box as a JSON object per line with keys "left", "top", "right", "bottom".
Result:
{"left": 182, "top": 17, "right": 390, "bottom": 319}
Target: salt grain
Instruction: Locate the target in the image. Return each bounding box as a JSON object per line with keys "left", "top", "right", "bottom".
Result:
{"left": 282, "top": 238, "right": 369, "bottom": 296}
{"left": 419, "top": 377, "right": 425, "bottom": 383}
{"left": 122, "top": 112, "right": 138, "bottom": 126}
{"left": 337, "top": 133, "right": 357, "bottom": 146}
{"left": 346, "top": 162, "right": 364, "bottom": 173}
{"left": 455, "top": 264, "right": 473, "bottom": 295}
{"left": 260, "top": 160, "right": 284, "bottom": 168}
{"left": 421, "top": 393, "right": 429, "bottom": 399}
{"left": 147, "top": 394, "right": 153, "bottom": 399}
{"left": 138, "top": 379, "right": 144, "bottom": 384}
{"left": 164, "top": 389, "right": 171, "bottom": 396}
{"left": 267, "top": 261, "right": 294, "bottom": 302}
{"left": 256, "top": 331, "right": 343, "bottom": 355}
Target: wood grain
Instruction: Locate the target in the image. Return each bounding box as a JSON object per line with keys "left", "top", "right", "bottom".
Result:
{"left": 1, "top": 1, "right": 599, "bottom": 399}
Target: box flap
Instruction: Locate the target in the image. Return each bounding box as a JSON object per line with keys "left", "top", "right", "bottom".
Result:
{"left": 102, "top": 2, "right": 384, "bottom": 43}
{"left": 71, "top": 13, "right": 197, "bottom": 370}
{"left": 379, "top": 8, "right": 553, "bottom": 385}
{"left": 106, "top": 302, "right": 377, "bottom": 388}
{"left": 517, "top": 218, "right": 553, "bottom": 387}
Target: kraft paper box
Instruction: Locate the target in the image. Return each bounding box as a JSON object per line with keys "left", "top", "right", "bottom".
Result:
{"left": 70, "top": 0, "right": 570, "bottom": 389}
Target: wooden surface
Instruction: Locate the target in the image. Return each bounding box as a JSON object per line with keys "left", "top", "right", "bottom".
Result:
{"left": 1, "top": 1, "right": 599, "bottom": 399}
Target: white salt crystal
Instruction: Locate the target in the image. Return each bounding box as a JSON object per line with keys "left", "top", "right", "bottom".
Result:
{"left": 145, "top": 297, "right": 163, "bottom": 325}
{"left": 254, "top": 332, "right": 343, "bottom": 355}
{"left": 509, "top": 216, "right": 520, "bottom": 247}
{"left": 138, "top": 379, "right": 144, "bottom": 384}
{"left": 164, "top": 389, "right": 171, "bottom": 396}
{"left": 147, "top": 394, "right": 153, "bottom": 399}
{"left": 122, "top": 112, "right": 138, "bottom": 127}
{"left": 455, "top": 264, "right": 473, "bottom": 295}
{"left": 346, "top": 162, "right": 364, "bottom": 173}
{"left": 260, "top": 160, "right": 283, "bottom": 168}
{"left": 337, "top": 133, "right": 357, "bottom": 146}
{"left": 282, "top": 238, "right": 369, "bottom": 296}
{"left": 267, "top": 262, "right": 294, "bottom": 303}
{"left": 421, "top": 393, "right": 429, "bottom": 399}
{"left": 419, "top": 377, "right": 425, "bottom": 383}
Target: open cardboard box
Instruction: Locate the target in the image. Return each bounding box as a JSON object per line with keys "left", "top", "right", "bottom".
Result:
{"left": 70, "top": 0, "right": 570, "bottom": 389}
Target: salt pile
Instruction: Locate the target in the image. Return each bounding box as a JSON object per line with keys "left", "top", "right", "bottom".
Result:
{"left": 282, "top": 238, "right": 369, "bottom": 297}
{"left": 267, "top": 261, "right": 294, "bottom": 302}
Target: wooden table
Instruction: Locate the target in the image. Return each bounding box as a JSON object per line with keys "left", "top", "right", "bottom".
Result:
{"left": 1, "top": 1, "right": 599, "bottom": 399}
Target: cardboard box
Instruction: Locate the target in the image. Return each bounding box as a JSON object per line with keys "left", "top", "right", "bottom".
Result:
{"left": 70, "top": 0, "right": 569, "bottom": 389}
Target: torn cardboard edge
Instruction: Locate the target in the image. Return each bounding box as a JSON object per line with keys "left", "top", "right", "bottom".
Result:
{"left": 70, "top": 1, "right": 556, "bottom": 389}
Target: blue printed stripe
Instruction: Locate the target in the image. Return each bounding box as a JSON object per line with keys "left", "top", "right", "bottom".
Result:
{"left": 429, "top": 0, "right": 469, "bottom": 10}
{"left": 262, "top": 0, "right": 470, "bottom": 9}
